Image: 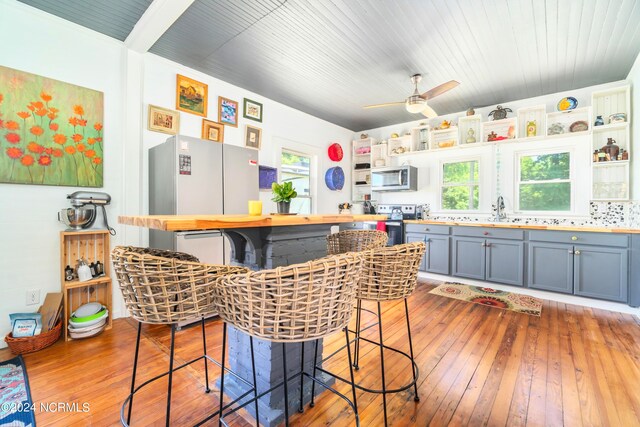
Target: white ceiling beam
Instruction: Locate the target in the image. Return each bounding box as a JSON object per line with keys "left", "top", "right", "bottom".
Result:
{"left": 125, "top": 0, "right": 196, "bottom": 53}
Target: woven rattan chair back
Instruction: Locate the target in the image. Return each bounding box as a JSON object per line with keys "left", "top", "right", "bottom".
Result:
{"left": 326, "top": 230, "right": 388, "bottom": 255}
{"left": 214, "top": 253, "right": 363, "bottom": 342}
{"left": 358, "top": 241, "right": 426, "bottom": 301}
{"left": 111, "top": 246, "right": 249, "bottom": 324}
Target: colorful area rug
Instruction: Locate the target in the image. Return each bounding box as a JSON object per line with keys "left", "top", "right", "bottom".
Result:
{"left": 429, "top": 282, "right": 543, "bottom": 316}
{"left": 0, "top": 355, "right": 36, "bottom": 427}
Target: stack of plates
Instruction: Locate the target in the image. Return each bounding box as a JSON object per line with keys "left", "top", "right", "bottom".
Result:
{"left": 68, "top": 302, "right": 108, "bottom": 339}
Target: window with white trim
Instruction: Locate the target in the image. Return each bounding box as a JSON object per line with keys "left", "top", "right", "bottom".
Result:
{"left": 441, "top": 160, "right": 480, "bottom": 210}
{"left": 516, "top": 151, "right": 572, "bottom": 212}
{"left": 281, "top": 149, "right": 312, "bottom": 214}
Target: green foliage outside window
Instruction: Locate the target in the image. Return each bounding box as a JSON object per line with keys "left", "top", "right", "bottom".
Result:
{"left": 519, "top": 153, "right": 571, "bottom": 211}
{"left": 442, "top": 161, "right": 479, "bottom": 210}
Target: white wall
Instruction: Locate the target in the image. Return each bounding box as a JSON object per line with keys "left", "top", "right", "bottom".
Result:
{"left": 0, "top": 1, "right": 355, "bottom": 346}
{"left": 627, "top": 52, "right": 640, "bottom": 199}
{"left": 359, "top": 80, "right": 631, "bottom": 216}
{"left": 0, "top": 0, "right": 127, "bottom": 345}
{"left": 141, "top": 54, "right": 354, "bottom": 226}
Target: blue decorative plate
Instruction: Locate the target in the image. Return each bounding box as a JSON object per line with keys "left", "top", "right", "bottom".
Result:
{"left": 557, "top": 97, "right": 578, "bottom": 111}
{"left": 325, "top": 167, "right": 345, "bottom": 190}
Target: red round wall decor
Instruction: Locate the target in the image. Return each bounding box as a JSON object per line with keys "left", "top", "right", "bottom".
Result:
{"left": 328, "top": 143, "right": 343, "bottom": 161}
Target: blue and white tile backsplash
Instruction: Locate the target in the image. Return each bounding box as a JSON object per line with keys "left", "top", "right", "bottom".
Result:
{"left": 422, "top": 201, "right": 640, "bottom": 228}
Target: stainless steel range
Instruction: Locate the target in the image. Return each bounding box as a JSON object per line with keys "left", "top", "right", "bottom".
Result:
{"left": 377, "top": 204, "right": 420, "bottom": 246}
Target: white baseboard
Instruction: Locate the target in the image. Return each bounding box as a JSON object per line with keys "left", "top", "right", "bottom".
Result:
{"left": 419, "top": 272, "right": 640, "bottom": 317}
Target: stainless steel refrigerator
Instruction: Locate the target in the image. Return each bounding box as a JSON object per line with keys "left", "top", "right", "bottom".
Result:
{"left": 148, "top": 135, "right": 258, "bottom": 264}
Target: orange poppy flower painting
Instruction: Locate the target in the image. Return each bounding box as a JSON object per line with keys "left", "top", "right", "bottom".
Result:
{"left": 0, "top": 65, "right": 103, "bottom": 187}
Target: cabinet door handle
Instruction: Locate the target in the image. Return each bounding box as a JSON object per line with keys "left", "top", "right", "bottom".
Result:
{"left": 481, "top": 242, "right": 486, "bottom": 247}
{"left": 424, "top": 227, "right": 429, "bottom": 231}
{"left": 483, "top": 231, "right": 489, "bottom": 235}
{"left": 568, "top": 250, "right": 574, "bottom": 254}
{"left": 574, "top": 250, "right": 581, "bottom": 255}
{"left": 485, "top": 243, "right": 491, "bottom": 248}
{"left": 571, "top": 236, "right": 578, "bottom": 241}
{"left": 425, "top": 238, "right": 430, "bottom": 243}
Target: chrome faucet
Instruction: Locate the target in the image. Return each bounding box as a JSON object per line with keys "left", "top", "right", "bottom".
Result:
{"left": 494, "top": 196, "right": 506, "bottom": 222}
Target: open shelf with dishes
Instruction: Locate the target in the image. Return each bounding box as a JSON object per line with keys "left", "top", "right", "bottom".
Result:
{"left": 60, "top": 230, "right": 112, "bottom": 341}
{"left": 351, "top": 137, "right": 375, "bottom": 202}
{"left": 591, "top": 85, "right": 630, "bottom": 200}
{"left": 458, "top": 115, "right": 481, "bottom": 145}
{"left": 517, "top": 105, "right": 546, "bottom": 139}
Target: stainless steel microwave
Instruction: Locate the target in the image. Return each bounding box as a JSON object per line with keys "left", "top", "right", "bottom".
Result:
{"left": 371, "top": 165, "right": 418, "bottom": 192}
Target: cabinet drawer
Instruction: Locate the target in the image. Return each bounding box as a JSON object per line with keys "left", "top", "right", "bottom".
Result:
{"left": 528, "top": 230, "right": 629, "bottom": 248}
{"left": 452, "top": 226, "right": 524, "bottom": 240}
{"left": 405, "top": 223, "right": 450, "bottom": 235}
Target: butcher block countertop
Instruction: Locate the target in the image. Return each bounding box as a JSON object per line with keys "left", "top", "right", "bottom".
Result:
{"left": 404, "top": 219, "right": 640, "bottom": 234}
{"left": 118, "top": 214, "right": 387, "bottom": 231}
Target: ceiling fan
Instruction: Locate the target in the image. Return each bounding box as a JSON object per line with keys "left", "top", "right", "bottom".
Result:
{"left": 363, "top": 74, "right": 459, "bottom": 118}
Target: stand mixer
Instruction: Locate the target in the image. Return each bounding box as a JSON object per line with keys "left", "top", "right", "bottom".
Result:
{"left": 58, "top": 191, "right": 116, "bottom": 235}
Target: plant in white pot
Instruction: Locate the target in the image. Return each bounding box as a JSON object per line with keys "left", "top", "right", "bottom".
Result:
{"left": 271, "top": 181, "right": 297, "bottom": 214}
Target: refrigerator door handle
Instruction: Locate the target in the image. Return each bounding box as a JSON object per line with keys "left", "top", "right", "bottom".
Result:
{"left": 178, "top": 231, "right": 222, "bottom": 239}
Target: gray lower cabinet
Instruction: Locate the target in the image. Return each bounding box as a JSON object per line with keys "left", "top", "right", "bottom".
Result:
{"left": 406, "top": 233, "right": 450, "bottom": 274}
{"left": 574, "top": 245, "right": 628, "bottom": 302}
{"left": 452, "top": 236, "right": 524, "bottom": 286}
{"left": 452, "top": 237, "right": 485, "bottom": 280}
{"left": 485, "top": 239, "right": 524, "bottom": 286}
{"left": 406, "top": 233, "right": 427, "bottom": 271}
{"left": 425, "top": 234, "right": 450, "bottom": 275}
{"left": 528, "top": 242, "right": 574, "bottom": 293}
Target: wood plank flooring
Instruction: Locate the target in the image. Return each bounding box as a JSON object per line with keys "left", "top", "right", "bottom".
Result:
{"left": 2, "top": 281, "right": 639, "bottom": 426}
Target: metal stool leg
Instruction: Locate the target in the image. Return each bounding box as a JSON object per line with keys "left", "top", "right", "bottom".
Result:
{"left": 309, "top": 339, "right": 319, "bottom": 408}
{"left": 377, "top": 302, "right": 388, "bottom": 427}
{"left": 166, "top": 324, "right": 176, "bottom": 427}
{"left": 405, "top": 299, "right": 419, "bottom": 402}
{"left": 344, "top": 328, "right": 359, "bottom": 426}
{"left": 127, "top": 321, "right": 142, "bottom": 424}
{"left": 249, "top": 336, "right": 259, "bottom": 427}
{"left": 201, "top": 317, "right": 211, "bottom": 393}
{"left": 282, "top": 343, "right": 290, "bottom": 425}
{"left": 218, "top": 323, "right": 227, "bottom": 427}
{"left": 298, "top": 341, "right": 305, "bottom": 413}
{"left": 353, "top": 299, "right": 362, "bottom": 370}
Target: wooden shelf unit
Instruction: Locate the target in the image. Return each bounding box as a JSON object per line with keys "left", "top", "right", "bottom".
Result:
{"left": 60, "top": 230, "right": 112, "bottom": 341}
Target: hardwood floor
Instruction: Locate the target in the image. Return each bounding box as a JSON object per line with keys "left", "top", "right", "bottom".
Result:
{"left": 2, "top": 281, "right": 639, "bottom": 426}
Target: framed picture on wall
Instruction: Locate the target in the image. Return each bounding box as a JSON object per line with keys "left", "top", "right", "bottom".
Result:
{"left": 176, "top": 74, "right": 208, "bottom": 116}
{"left": 218, "top": 96, "right": 239, "bottom": 127}
{"left": 243, "top": 98, "right": 263, "bottom": 122}
{"left": 148, "top": 105, "right": 180, "bottom": 135}
{"left": 244, "top": 125, "right": 262, "bottom": 150}
{"left": 201, "top": 119, "right": 224, "bottom": 142}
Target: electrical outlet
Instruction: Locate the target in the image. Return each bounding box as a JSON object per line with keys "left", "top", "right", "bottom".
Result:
{"left": 26, "top": 289, "right": 40, "bottom": 306}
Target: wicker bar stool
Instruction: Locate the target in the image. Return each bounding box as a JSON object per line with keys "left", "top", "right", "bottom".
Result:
{"left": 212, "top": 252, "right": 363, "bottom": 427}
{"left": 319, "top": 242, "right": 426, "bottom": 427}
{"left": 111, "top": 246, "right": 251, "bottom": 427}
{"left": 326, "top": 229, "right": 388, "bottom": 255}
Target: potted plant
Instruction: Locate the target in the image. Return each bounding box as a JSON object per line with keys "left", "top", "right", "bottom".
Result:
{"left": 271, "top": 181, "right": 297, "bottom": 214}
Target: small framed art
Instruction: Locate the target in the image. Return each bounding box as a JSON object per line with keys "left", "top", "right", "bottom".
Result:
{"left": 176, "top": 74, "right": 208, "bottom": 116}
{"left": 218, "top": 96, "right": 239, "bottom": 127}
{"left": 243, "top": 98, "right": 263, "bottom": 122}
{"left": 244, "top": 125, "right": 262, "bottom": 150}
{"left": 148, "top": 105, "right": 180, "bottom": 135}
{"left": 201, "top": 119, "right": 224, "bottom": 142}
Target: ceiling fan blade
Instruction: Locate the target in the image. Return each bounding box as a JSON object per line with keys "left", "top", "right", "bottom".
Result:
{"left": 363, "top": 101, "right": 405, "bottom": 109}
{"left": 420, "top": 80, "right": 460, "bottom": 100}
{"left": 421, "top": 104, "right": 438, "bottom": 118}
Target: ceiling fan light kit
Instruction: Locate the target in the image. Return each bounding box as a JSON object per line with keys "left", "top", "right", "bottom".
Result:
{"left": 364, "top": 74, "right": 459, "bottom": 119}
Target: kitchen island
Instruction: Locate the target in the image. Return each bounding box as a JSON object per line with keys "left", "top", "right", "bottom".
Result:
{"left": 118, "top": 213, "right": 385, "bottom": 426}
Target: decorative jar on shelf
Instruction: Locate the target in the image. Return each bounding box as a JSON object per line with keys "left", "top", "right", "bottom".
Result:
{"left": 594, "top": 115, "right": 604, "bottom": 126}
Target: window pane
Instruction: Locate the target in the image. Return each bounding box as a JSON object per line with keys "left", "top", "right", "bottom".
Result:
{"left": 519, "top": 183, "right": 571, "bottom": 211}
{"left": 442, "top": 185, "right": 479, "bottom": 210}
{"left": 281, "top": 151, "right": 310, "bottom": 196}
{"left": 290, "top": 197, "right": 311, "bottom": 214}
{"left": 520, "top": 153, "right": 570, "bottom": 181}
{"left": 443, "top": 161, "right": 478, "bottom": 184}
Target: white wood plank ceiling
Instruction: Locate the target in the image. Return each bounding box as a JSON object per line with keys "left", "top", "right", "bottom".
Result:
{"left": 18, "top": 0, "right": 640, "bottom": 131}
